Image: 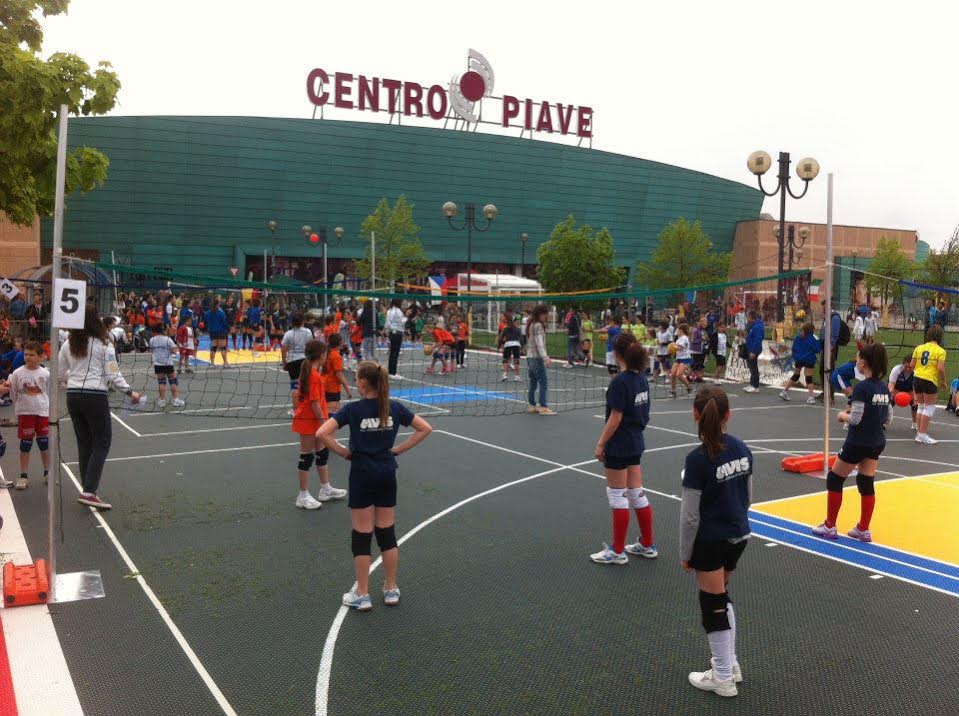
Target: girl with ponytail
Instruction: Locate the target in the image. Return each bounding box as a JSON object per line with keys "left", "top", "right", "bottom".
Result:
{"left": 680, "top": 386, "right": 752, "bottom": 698}
{"left": 318, "top": 361, "right": 433, "bottom": 611}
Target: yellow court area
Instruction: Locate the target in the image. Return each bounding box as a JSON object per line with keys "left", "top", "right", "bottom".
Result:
{"left": 755, "top": 472, "right": 959, "bottom": 565}
{"left": 196, "top": 348, "right": 281, "bottom": 365}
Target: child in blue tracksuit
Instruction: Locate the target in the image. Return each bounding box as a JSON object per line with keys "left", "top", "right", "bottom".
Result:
{"left": 780, "top": 322, "right": 822, "bottom": 403}
{"left": 681, "top": 385, "right": 752, "bottom": 697}
{"left": 831, "top": 359, "right": 860, "bottom": 401}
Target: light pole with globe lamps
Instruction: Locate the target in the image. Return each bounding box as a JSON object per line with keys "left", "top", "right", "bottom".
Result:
{"left": 267, "top": 219, "right": 278, "bottom": 280}
{"left": 747, "top": 151, "right": 820, "bottom": 321}
{"left": 301, "top": 225, "right": 345, "bottom": 314}
{"left": 519, "top": 232, "right": 529, "bottom": 276}
{"left": 442, "top": 201, "right": 498, "bottom": 295}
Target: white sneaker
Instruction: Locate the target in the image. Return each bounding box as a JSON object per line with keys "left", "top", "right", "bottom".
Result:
{"left": 514, "top": 375, "right": 521, "bottom": 382}
{"left": 342, "top": 588, "right": 372, "bottom": 611}
{"left": 391, "top": 374, "right": 404, "bottom": 381}
{"left": 921, "top": 433, "right": 938, "bottom": 444}
{"left": 915, "top": 433, "right": 925, "bottom": 443}
{"left": 806, "top": 396, "right": 817, "bottom": 404}
{"left": 383, "top": 587, "right": 401, "bottom": 606}
{"left": 779, "top": 390, "right": 791, "bottom": 401}
{"left": 743, "top": 386, "right": 758, "bottom": 393}
{"left": 317, "top": 485, "right": 347, "bottom": 501}
{"left": 688, "top": 668, "right": 737, "bottom": 697}
{"left": 589, "top": 544, "right": 628, "bottom": 565}
{"left": 811, "top": 522, "right": 838, "bottom": 539}
{"left": 171, "top": 398, "right": 185, "bottom": 407}
{"left": 712, "top": 658, "right": 743, "bottom": 684}
{"left": 156, "top": 398, "right": 166, "bottom": 408}
{"left": 501, "top": 373, "right": 508, "bottom": 381}
{"left": 295, "top": 494, "right": 323, "bottom": 510}
{"left": 625, "top": 541, "right": 658, "bottom": 559}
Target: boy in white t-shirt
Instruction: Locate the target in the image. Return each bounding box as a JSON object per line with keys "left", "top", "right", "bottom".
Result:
{"left": 7, "top": 341, "right": 51, "bottom": 490}
{"left": 713, "top": 322, "right": 728, "bottom": 382}
{"left": 149, "top": 324, "right": 185, "bottom": 408}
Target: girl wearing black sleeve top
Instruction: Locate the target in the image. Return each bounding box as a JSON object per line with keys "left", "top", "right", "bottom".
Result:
{"left": 680, "top": 386, "right": 751, "bottom": 698}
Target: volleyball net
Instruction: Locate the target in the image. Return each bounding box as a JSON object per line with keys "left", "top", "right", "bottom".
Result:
{"left": 57, "top": 262, "right": 817, "bottom": 419}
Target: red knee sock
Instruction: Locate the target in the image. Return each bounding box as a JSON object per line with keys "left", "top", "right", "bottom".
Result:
{"left": 635, "top": 505, "right": 654, "bottom": 547}
{"left": 825, "top": 491, "right": 843, "bottom": 528}
{"left": 859, "top": 495, "right": 876, "bottom": 530}
{"left": 612, "top": 509, "right": 629, "bottom": 554}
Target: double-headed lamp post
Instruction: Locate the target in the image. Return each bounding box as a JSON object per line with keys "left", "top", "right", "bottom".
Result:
{"left": 302, "top": 224, "right": 345, "bottom": 314}
{"left": 267, "top": 219, "right": 278, "bottom": 279}
{"left": 773, "top": 224, "right": 811, "bottom": 311}
{"left": 747, "top": 150, "right": 820, "bottom": 321}
{"left": 442, "top": 201, "right": 498, "bottom": 295}
{"left": 519, "top": 232, "right": 529, "bottom": 276}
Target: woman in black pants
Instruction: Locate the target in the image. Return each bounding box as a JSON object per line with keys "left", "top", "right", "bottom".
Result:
{"left": 384, "top": 298, "right": 407, "bottom": 378}
{"left": 58, "top": 306, "right": 140, "bottom": 510}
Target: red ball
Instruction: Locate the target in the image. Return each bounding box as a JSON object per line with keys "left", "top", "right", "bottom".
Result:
{"left": 309, "top": 233, "right": 320, "bottom": 245}
{"left": 894, "top": 391, "right": 911, "bottom": 407}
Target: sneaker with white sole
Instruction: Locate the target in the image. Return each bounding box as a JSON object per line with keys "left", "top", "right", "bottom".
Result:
{"left": 295, "top": 494, "right": 322, "bottom": 510}
{"left": 527, "top": 405, "right": 538, "bottom": 413}
{"left": 812, "top": 522, "right": 838, "bottom": 539}
{"left": 806, "top": 396, "right": 817, "bottom": 404}
{"left": 743, "top": 386, "right": 758, "bottom": 393}
{"left": 342, "top": 588, "right": 372, "bottom": 611}
{"left": 77, "top": 493, "right": 112, "bottom": 510}
{"left": 590, "top": 544, "right": 628, "bottom": 565}
{"left": 0, "top": 476, "right": 12, "bottom": 489}
{"left": 921, "top": 433, "right": 938, "bottom": 444}
{"left": 514, "top": 375, "right": 521, "bottom": 382}
{"left": 688, "top": 668, "right": 737, "bottom": 697}
{"left": 501, "top": 374, "right": 508, "bottom": 381}
{"left": 156, "top": 399, "right": 166, "bottom": 408}
{"left": 780, "top": 390, "right": 791, "bottom": 401}
{"left": 847, "top": 524, "right": 872, "bottom": 542}
{"left": 383, "top": 587, "right": 401, "bottom": 606}
{"left": 171, "top": 398, "right": 185, "bottom": 407}
{"left": 317, "top": 485, "right": 347, "bottom": 501}
{"left": 625, "top": 542, "right": 658, "bottom": 559}
{"left": 14, "top": 476, "right": 28, "bottom": 491}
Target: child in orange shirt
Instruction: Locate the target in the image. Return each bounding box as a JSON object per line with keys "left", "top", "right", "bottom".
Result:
{"left": 455, "top": 316, "right": 470, "bottom": 369}
{"left": 291, "top": 340, "right": 346, "bottom": 509}
{"left": 323, "top": 334, "right": 353, "bottom": 413}
{"left": 425, "top": 326, "right": 456, "bottom": 375}
{"left": 350, "top": 321, "right": 364, "bottom": 364}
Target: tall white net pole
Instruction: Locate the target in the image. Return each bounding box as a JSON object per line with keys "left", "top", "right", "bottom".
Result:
{"left": 823, "top": 173, "right": 834, "bottom": 471}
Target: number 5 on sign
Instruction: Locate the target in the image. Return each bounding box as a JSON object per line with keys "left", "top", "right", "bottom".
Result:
{"left": 52, "top": 278, "right": 86, "bottom": 329}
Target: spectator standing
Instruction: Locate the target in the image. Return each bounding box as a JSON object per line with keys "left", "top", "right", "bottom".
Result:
{"left": 526, "top": 305, "right": 554, "bottom": 415}
{"left": 24, "top": 293, "right": 47, "bottom": 342}
{"left": 358, "top": 298, "right": 376, "bottom": 361}
{"left": 565, "top": 307, "right": 582, "bottom": 367}
{"left": 385, "top": 299, "right": 406, "bottom": 378}
{"left": 819, "top": 301, "right": 845, "bottom": 402}
{"left": 743, "top": 311, "right": 764, "bottom": 393}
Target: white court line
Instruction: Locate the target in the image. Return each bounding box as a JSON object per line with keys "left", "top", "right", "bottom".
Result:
{"left": 141, "top": 423, "right": 291, "bottom": 437}
{"left": 111, "top": 411, "right": 142, "bottom": 437}
{"left": 60, "top": 464, "right": 238, "bottom": 715}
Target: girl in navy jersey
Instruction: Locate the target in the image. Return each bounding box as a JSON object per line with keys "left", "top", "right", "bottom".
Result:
{"left": 680, "top": 386, "right": 751, "bottom": 698}
{"left": 319, "top": 362, "right": 433, "bottom": 611}
{"left": 591, "top": 332, "right": 656, "bottom": 564}
{"left": 813, "top": 342, "right": 890, "bottom": 543}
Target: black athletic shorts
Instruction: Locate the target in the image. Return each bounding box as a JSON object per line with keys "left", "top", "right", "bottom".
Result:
{"left": 604, "top": 453, "right": 641, "bottom": 470}
{"left": 715, "top": 354, "right": 727, "bottom": 367}
{"left": 838, "top": 442, "right": 884, "bottom": 464}
{"left": 348, "top": 470, "right": 397, "bottom": 509}
{"left": 689, "top": 538, "right": 747, "bottom": 572}
{"left": 502, "top": 346, "right": 520, "bottom": 362}
{"left": 286, "top": 359, "right": 304, "bottom": 382}
{"left": 794, "top": 360, "right": 815, "bottom": 369}
{"left": 209, "top": 331, "right": 227, "bottom": 341}
{"left": 914, "top": 376, "right": 938, "bottom": 395}
{"left": 325, "top": 392, "right": 341, "bottom": 404}
{"left": 154, "top": 365, "right": 175, "bottom": 375}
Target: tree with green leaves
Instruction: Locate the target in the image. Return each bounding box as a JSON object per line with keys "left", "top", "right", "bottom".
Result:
{"left": 919, "top": 230, "right": 959, "bottom": 292}
{"left": 1, "top": 1, "right": 121, "bottom": 225}
{"left": 536, "top": 215, "right": 625, "bottom": 297}
{"left": 634, "top": 218, "right": 730, "bottom": 295}
{"left": 353, "top": 195, "right": 431, "bottom": 288}
{"left": 865, "top": 237, "right": 914, "bottom": 326}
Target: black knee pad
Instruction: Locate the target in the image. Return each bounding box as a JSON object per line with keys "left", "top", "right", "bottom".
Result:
{"left": 856, "top": 473, "right": 875, "bottom": 496}
{"left": 805, "top": 375, "right": 814, "bottom": 386}
{"left": 315, "top": 448, "right": 329, "bottom": 467}
{"left": 826, "top": 470, "right": 846, "bottom": 493}
{"left": 375, "top": 524, "right": 397, "bottom": 551}
{"left": 19, "top": 439, "right": 33, "bottom": 453}
{"left": 699, "top": 590, "right": 730, "bottom": 633}
{"left": 297, "top": 452, "right": 314, "bottom": 471}
{"left": 789, "top": 372, "right": 801, "bottom": 383}
{"left": 351, "top": 529, "right": 373, "bottom": 557}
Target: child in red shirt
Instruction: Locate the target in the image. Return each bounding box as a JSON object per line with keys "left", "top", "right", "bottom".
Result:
{"left": 291, "top": 340, "right": 346, "bottom": 509}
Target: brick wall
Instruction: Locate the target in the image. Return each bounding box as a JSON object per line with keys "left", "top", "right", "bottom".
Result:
{"left": 0, "top": 213, "right": 40, "bottom": 277}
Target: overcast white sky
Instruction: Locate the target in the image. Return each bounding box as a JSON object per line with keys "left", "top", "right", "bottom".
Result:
{"left": 41, "top": 1, "right": 959, "bottom": 248}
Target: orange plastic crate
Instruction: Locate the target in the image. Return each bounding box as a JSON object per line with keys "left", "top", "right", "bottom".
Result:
{"left": 781, "top": 453, "right": 837, "bottom": 474}
{"left": 3, "top": 559, "right": 50, "bottom": 607}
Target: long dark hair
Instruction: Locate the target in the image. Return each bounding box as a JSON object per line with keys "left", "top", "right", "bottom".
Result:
{"left": 694, "top": 386, "right": 729, "bottom": 460}
{"left": 68, "top": 306, "right": 109, "bottom": 358}
{"left": 526, "top": 305, "right": 548, "bottom": 338}
{"left": 613, "top": 332, "right": 649, "bottom": 372}
{"left": 298, "top": 340, "right": 328, "bottom": 403}
{"left": 859, "top": 342, "right": 888, "bottom": 379}
{"left": 357, "top": 361, "right": 390, "bottom": 425}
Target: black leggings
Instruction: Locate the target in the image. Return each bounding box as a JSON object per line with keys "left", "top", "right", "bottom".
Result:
{"left": 388, "top": 332, "right": 403, "bottom": 376}
{"left": 455, "top": 339, "right": 467, "bottom": 366}
{"left": 66, "top": 391, "right": 113, "bottom": 495}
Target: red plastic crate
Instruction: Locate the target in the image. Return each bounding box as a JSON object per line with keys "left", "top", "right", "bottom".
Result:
{"left": 781, "top": 453, "right": 837, "bottom": 474}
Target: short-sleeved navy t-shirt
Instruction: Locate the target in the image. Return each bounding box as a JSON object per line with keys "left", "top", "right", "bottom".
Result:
{"left": 333, "top": 398, "right": 415, "bottom": 473}
{"left": 604, "top": 370, "right": 650, "bottom": 457}
{"left": 845, "top": 378, "right": 889, "bottom": 449}
{"left": 682, "top": 435, "right": 752, "bottom": 542}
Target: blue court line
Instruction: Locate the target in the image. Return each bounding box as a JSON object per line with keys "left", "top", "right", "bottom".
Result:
{"left": 392, "top": 385, "right": 517, "bottom": 406}
{"left": 748, "top": 510, "right": 959, "bottom": 597}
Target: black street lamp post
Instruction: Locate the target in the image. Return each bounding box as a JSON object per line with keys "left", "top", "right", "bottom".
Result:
{"left": 442, "top": 201, "right": 498, "bottom": 295}
{"left": 267, "top": 219, "right": 278, "bottom": 280}
{"left": 775, "top": 224, "right": 811, "bottom": 310}
{"left": 747, "top": 151, "right": 820, "bottom": 321}
{"left": 519, "top": 232, "right": 529, "bottom": 275}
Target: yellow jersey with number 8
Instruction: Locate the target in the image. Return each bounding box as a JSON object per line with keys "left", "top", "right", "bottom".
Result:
{"left": 912, "top": 341, "right": 947, "bottom": 385}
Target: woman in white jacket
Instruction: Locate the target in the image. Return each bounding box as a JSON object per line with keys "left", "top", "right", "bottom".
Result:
{"left": 59, "top": 306, "right": 140, "bottom": 510}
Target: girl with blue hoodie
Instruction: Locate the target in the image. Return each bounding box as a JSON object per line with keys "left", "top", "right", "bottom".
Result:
{"left": 780, "top": 322, "right": 822, "bottom": 403}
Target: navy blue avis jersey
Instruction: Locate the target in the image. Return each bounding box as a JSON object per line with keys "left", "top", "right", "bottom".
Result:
{"left": 845, "top": 377, "right": 890, "bottom": 449}
{"left": 682, "top": 435, "right": 752, "bottom": 542}
{"left": 604, "top": 370, "right": 650, "bottom": 457}
{"left": 333, "top": 399, "right": 415, "bottom": 474}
